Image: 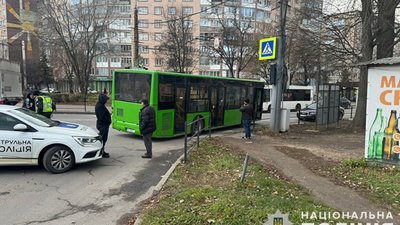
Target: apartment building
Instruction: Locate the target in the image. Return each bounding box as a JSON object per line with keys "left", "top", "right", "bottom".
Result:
{"left": 132, "top": 0, "right": 276, "bottom": 77}
{"left": 131, "top": 0, "right": 201, "bottom": 72}
{"left": 94, "top": 0, "right": 133, "bottom": 78}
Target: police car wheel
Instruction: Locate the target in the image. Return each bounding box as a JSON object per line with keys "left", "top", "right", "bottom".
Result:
{"left": 43, "top": 146, "right": 75, "bottom": 173}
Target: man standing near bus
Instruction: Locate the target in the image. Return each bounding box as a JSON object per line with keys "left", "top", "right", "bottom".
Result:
{"left": 95, "top": 93, "right": 111, "bottom": 158}
{"left": 139, "top": 99, "right": 156, "bottom": 159}
{"left": 240, "top": 99, "right": 253, "bottom": 141}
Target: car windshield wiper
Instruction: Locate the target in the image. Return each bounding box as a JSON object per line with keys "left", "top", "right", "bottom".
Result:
{"left": 49, "top": 120, "right": 61, "bottom": 127}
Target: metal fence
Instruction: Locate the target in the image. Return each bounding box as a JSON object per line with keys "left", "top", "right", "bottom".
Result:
{"left": 183, "top": 116, "right": 211, "bottom": 163}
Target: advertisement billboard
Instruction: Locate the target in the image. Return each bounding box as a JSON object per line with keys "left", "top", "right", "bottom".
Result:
{"left": 366, "top": 66, "right": 400, "bottom": 163}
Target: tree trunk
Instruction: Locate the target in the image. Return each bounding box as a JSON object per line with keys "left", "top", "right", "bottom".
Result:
{"left": 353, "top": 0, "right": 374, "bottom": 129}
{"left": 67, "top": 73, "right": 74, "bottom": 94}
{"left": 376, "top": 0, "right": 396, "bottom": 59}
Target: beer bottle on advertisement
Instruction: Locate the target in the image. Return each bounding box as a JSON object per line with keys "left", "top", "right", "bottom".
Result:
{"left": 368, "top": 108, "right": 383, "bottom": 159}
{"left": 390, "top": 117, "right": 400, "bottom": 161}
{"left": 383, "top": 110, "right": 397, "bottom": 161}
{"left": 372, "top": 116, "right": 386, "bottom": 159}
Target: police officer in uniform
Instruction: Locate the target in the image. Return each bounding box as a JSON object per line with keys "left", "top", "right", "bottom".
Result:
{"left": 34, "top": 91, "right": 56, "bottom": 118}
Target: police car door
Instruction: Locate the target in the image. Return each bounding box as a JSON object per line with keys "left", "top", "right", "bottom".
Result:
{"left": 0, "top": 112, "right": 33, "bottom": 165}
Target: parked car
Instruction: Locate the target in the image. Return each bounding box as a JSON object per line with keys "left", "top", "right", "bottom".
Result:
{"left": 87, "top": 87, "right": 98, "bottom": 94}
{"left": 340, "top": 97, "right": 352, "bottom": 109}
{"left": 297, "top": 102, "right": 344, "bottom": 121}
{"left": 0, "top": 97, "right": 21, "bottom": 105}
{"left": 0, "top": 105, "right": 103, "bottom": 173}
{"left": 39, "top": 88, "right": 60, "bottom": 94}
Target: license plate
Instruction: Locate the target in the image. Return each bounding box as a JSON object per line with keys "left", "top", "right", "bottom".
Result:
{"left": 126, "top": 128, "right": 135, "bottom": 133}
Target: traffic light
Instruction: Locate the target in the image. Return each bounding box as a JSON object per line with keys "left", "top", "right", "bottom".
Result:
{"left": 269, "top": 63, "right": 277, "bottom": 85}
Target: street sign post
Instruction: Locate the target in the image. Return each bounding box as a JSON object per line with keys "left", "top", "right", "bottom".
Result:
{"left": 259, "top": 37, "right": 277, "bottom": 61}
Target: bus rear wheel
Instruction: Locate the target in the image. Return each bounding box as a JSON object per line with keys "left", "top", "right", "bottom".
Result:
{"left": 267, "top": 105, "right": 271, "bottom": 113}
{"left": 191, "top": 117, "right": 204, "bottom": 135}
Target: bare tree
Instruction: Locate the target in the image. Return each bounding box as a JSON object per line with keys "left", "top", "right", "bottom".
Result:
{"left": 203, "top": 3, "right": 259, "bottom": 78}
{"left": 376, "top": 0, "right": 400, "bottom": 59}
{"left": 158, "top": 10, "right": 198, "bottom": 73}
{"left": 39, "top": 0, "right": 115, "bottom": 109}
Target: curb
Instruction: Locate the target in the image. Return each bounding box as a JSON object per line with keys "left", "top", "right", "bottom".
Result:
{"left": 133, "top": 154, "right": 184, "bottom": 225}
{"left": 53, "top": 111, "right": 95, "bottom": 115}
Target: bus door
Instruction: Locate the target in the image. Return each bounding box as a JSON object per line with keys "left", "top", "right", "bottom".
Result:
{"left": 174, "top": 86, "right": 186, "bottom": 133}
{"left": 254, "top": 88, "right": 264, "bottom": 120}
{"left": 210, "top": 87, "right": 224, "bottom": 127}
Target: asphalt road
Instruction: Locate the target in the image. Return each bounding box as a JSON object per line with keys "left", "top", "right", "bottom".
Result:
{"left": 0, "top": 114, "right": 188, "bottom": 225}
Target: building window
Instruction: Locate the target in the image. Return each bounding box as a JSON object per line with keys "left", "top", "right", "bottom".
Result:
{"left": 119, "top": 6, "right": 130, "bottom": 12}
{"left": 183, "top": 7, "right": 193, "bottom": 15}
{"left": 96, "top": 68, "right": 109, "bottom": 76}
{"left": 258, "top": 0, "right": 270, "bottom": 6}
{"left": 139, "top": 33, "right": 149, "bottom": 41}
{"left": 121, "top": 45, "right": 132, "bottom": 52}
{"left": 200, "top": 19, "right": 210, "bottom": 27}
{"left": 168, "top": 7, "right": 176, "bottom": 15}
{"left": 121, "top": 19, "right": 131, "bottom": 26}
{"left": 138, "top": 20, "right": 148, "bottom": 28}
{"left": 121, "top": 57, "right": 132, "bottom": 64}
{"left": 184, "top": 20, "right": 193, "bottom": 28}
{"left": 96, "top": 56, "right": 107, "bottom": 62}
{"left": 241, "top": 8, "right": 255, "bottom": 18}
{"left": 154, "top": 20, "right": 162, "bottom": 28}
{"left": 140, "top": 58, "right": 149, "bottom": 66}
{"left": 155, "top": 33, "right": 162, "bottom": 41}
{"left": 111, "top": 57, "right": 121, "bottom": 63}
{"left": 138, "top": 7, "right": 148, "bottom": 15}
{"left": 139, "top": 45, "right": 149, "bottom": 53}
{"left": 154, "top": 7, "right": 163, "bottom": 15}
{"left": 155, "top": 58, "right": 163, "bottom": 66}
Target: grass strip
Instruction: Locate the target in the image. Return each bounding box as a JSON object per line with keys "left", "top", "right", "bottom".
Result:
{"left": 139, "top": 139, "right": 354, "bottom": 225}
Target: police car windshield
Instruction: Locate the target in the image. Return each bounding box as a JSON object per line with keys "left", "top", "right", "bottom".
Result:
{"left": 11, "top": 108, "right": 59, "bottom": 127}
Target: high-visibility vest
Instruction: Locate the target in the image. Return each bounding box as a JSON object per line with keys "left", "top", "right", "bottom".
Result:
{"left": 36, "top": 96, "right": 53, "bottom": 113}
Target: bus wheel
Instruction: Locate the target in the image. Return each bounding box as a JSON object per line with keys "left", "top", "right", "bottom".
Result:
{"left": 295, "top": 104, "right": 301, "bottom": 111}
{"left": 191, "top": 117, "right": 204, "bottom": 135}
{"left": 267, "top": 105, "right": 271, "bottom": 113}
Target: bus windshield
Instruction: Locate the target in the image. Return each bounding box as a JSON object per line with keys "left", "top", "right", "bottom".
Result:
{"left": 114, "top": 72, "right": 151, "bottom": 103}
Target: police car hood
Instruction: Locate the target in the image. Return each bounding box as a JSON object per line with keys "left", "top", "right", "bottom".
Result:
{"left": 45, "top": 121, "right": 99, "bottom": 136}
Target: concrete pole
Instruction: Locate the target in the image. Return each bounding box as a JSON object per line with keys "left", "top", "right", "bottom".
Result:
{"left": 133, "top": 7, "right": 139, "bottom": 67}
{"left": 271, "top": 0, "right": 288, "bottom": 133}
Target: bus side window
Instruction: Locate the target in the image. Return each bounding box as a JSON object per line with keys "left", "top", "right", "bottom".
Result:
{"left": 159, "top": 75, "right": 175, "bottom": 109}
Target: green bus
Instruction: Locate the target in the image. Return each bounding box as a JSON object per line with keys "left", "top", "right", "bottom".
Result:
{"left": 111, "top": 69, "right": 265, "bottom": 138}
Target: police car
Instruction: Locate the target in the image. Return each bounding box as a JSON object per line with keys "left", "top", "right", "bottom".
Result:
{"left": 0, "top": 105, "right": 103, "bottom": 173}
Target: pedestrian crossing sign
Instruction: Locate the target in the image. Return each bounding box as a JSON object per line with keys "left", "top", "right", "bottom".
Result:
{"left": 259, "top": 37, "right": 277, "bottom": 60}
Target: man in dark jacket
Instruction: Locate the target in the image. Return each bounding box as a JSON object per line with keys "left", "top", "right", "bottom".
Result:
{"left": 23, "top": 93, "right": 35, "bottom": 111}
{"left": 239, "top": 99, "right": 253, "bottom": 140}
{"left": 95, "top": 93, "right": 111, "bottom": 158}
{"left": 139, "top": 99, "right": 156, "bottom": 159}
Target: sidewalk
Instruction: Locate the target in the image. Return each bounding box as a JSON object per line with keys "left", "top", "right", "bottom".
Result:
{"left": 53, "top": 104, "right": 111, "bottom": 114}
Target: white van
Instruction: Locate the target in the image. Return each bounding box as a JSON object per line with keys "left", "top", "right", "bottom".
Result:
{"left": 0, "top": 105, "right": 103, "bottom": 173}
